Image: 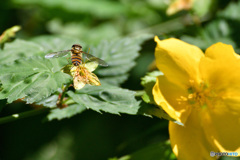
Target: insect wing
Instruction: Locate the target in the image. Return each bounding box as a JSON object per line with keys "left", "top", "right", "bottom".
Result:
{"left": 45, "top": 50, "right": 71, "bottom": 59}
{"left": 82, "top": 52, "right": 108, "bottom": 66}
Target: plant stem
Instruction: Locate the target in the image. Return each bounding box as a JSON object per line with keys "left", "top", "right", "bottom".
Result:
{"left": 58, "top": 84, "right": 71, "bottom": 106}
{"left": 0, "top": 108, "right": 49, "bottom": 125}
{"left": 135, "top": 90, "right": 145, "bottom": 97}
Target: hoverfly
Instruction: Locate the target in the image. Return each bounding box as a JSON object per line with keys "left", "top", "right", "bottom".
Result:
{"left": 45, "top": 44, "right": 108, "bottom": 67}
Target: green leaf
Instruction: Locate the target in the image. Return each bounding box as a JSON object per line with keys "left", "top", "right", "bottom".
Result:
{"left": 12, "top": 0, "right": 126, "bottom": 19}
{"left": 192, "top": 0, "right": 215, "bottom": 17}
{"left": 31, "top": 35, "right": 84, "bottom": 53}
{"left": 113, "top": 141, "right": 176, "bottom": 160}
{"left": 0, "top": 57, "right": 71, "bottom": 103}
{"left": 181, "top": 19, "right": 236, "bottom": 50}
{"left": 140, "top": 71, "right": 174, "bottom": 121}
{"left": 67, "top": 84, "right": 141, "bottom": 115}
{"left": 46, "top": 20, "right": 121, "bottom": 45}
{"left": 47, "top": 104, "right": 86, "bottom": 120}
{"left": 138, "top": 102, "right": 175, "bottom": 121}
{"left": 0, "top": 39, "right": 44, "bottom": 65}
{"left": 141, "top": 71, "right": 162, "bottom": 104}
{"left": 36, "top": 95, "right": 59, "bottom": 108}
{"left": 93, "top": 37, "right": 147, "bottom": 85}
{"left": 218, "top": 1, "right": 240, "bottom": 20}
{"left": 100, "top": 75, "right": 129, "bottom": 86}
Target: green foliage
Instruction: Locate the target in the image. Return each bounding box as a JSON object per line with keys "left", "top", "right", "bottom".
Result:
{"left": 0, "top": 39, "right": 43, "bottom": 65}
{"left": 140, "top": 71, "right": 174, "bottom": 121}
{"left": 141, "top": 71, "right": 162, "bottom": 104}
{"left": 0, "top": 34, "right": 150, "bottom": 122}
{"left": 94, "top": 35, "right": 151, "bottom": 85}
{"left": 46, "top": 82, "right": 145, "bottom": 121}
{"left": 46, "top": 19, "right": 121, "bottom": 44}
{"left": 24, "top": 131, "right": 75, "bottom": 160}
{"left": 31, "top": 35, "right": 84, "bottom": 53}
{"left": 36, "top": 95, "right": 58, "bottom": 108}
{"left": 67, "top": 84, "right": 141, "bottom": 115}
{"left": 3, "top": 0, "right": 240, "bottom": 159}
{"left": 0, "top": 57, "right": 71, "bottom": 103}
{"left": 11, "top": 0, "right": 162, "bottom": 44}
{"left": 180, "top": 1, "right": 240, "bottom": 50}
{"left": 13, "top": 0, "right": 126, "bottom": 18}
{"left": 192, "top": 0, "right": 216, "bottom": 17}
{"left": 218, "top": 1, "right": 240, "bottom": 20}
{"left": 138, "top": 102, "right": 174, "bottom": 121}
{"left": 47, "top": 104, "right": 86, "bottom": 121}
{"left": 181, "top": 19, "right": 236, "bottom": 50}
{"left": 113, "top": 141, "right": 176, "bottom": 160}
{"left": 0, "top": 34, "right": 146, "bottom": 105}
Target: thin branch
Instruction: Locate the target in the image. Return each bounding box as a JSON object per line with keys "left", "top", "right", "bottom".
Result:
{"left": 0, "top": 108, "right": 49, "bottom": 125}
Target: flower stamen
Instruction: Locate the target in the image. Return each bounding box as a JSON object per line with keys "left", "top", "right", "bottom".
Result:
{"left": 176, "top": 80, "right": 217, "bottom": 109}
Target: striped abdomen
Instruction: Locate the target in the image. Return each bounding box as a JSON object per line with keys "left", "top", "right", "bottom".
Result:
{"left": 71, "top": 53, "right": 82, "bottom": 66}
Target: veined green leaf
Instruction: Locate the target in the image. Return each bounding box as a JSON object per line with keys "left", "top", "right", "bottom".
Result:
{"left": 47, "top": 104, "right": 86, "bottom": 121}
{"left": 93, "top": 37, "right": 146, "bottom": 85}
{"left": 36, "top": 94, "right": 59, "bottom": 108}
{"left": 0, "top": 57, "right": 71, "bottom": 103}
{"left": 0, "top": 39, "right": 44, "bottom": 65}
{"left": 33, "top": 35, "right": 150, "bottom": 86}
{"left": 67, "top": 84, "right": 141, "bottom": 115}
{"left": 31, "top": 35, "right": 84, "bottom": 53}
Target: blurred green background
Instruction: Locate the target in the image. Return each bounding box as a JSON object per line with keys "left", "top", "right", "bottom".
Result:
{"left": 1, "top": 0, "right": 240, "bottom": 159}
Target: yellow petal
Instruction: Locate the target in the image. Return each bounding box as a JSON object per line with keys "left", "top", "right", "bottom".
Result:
{"left": 73, "top": 76, "right": 86, "bottom": 90}
{"left": 153, "top": 75, "right": 191, "bottom": 123}
{"left": 88, "top": 72, "right": 101, "bottom": 86}
{"left": 200, "top": 42, "right": 240, "bottom": 97}
{"left": 169, "top": 109, "right": 218, "bottom": 160}
{"left": 166, "top": 0, "right": 193, "bottom": 15}
{"left": 84, "top": 61, "right": 98, "bottom": 72}
{"left": 154, "top": 36, "right": 204, "bottom": 88}
{"left": 199, "top": 42, "right": 240, "bottom": 150}
{"left": 200, "top": 99, "right": 240, "bottom": 154}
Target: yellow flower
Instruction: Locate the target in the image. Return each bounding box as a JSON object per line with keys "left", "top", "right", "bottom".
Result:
{"left": 62, "top": 62, "right": 100, "bottom": 90}
{"left": 153, "top": 36, "right": 240, "bottom": 159}
{"left": 167, "top": 0, "right": 194, "bottom": 15}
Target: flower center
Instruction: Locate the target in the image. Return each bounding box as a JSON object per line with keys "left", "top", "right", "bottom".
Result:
{"left": 177, "top": 80, "right": 217, "bottom": 109}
